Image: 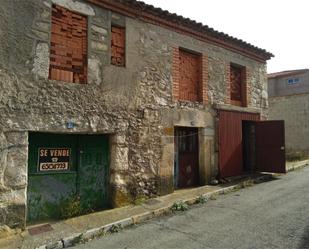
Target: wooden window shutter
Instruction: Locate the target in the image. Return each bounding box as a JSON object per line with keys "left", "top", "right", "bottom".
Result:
{"left": 49, "top": 5, "right": 87, "bottom": 84}
{"left": 179, "top": 49, "right": 201, "bottom": 102}
{"left": 230, "top": 64, "right": 246, "bottom": 106}
{"left": 111, "top": 26, "right": 125, "bottom": 66}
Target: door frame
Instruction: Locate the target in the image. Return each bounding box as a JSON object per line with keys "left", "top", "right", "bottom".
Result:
{"left": 27, "top": 132, "right": 110, "bottom": 223}
{"left": 174, "top": 126, "right": 199, "bottom": 188}
{"left": 242, "top": 121, "right": 257, "bottom": 173}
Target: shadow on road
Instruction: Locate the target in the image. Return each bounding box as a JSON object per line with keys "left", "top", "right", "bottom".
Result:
{"left": 299, "top": 225, "right": 309, "bottom": 249}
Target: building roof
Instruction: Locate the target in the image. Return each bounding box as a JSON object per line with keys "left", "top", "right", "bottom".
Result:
{"left": 87, "top": 0, "right": 273, "bottom": 62}
{"left": 268, "top": 69, "right": 309, "bottom": 79}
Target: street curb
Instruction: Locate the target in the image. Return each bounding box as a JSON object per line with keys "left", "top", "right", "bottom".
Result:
{"left": 286, "top": 160, "right": 309, "bottom": 172}
{"left": 34, "top": 174, "right": 274, "bottom": 249}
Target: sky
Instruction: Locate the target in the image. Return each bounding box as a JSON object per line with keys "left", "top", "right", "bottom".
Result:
{"left": 142, "top": 0, "right": 309, "bottom": 73}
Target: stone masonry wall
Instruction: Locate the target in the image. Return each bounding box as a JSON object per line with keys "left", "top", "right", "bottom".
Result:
{"left": 0, "top": 0, "right": 268, "bottom": 229}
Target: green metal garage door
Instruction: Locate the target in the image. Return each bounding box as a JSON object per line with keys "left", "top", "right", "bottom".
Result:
{"left": 27, "top": 133, "right": 109, "bottom": 223}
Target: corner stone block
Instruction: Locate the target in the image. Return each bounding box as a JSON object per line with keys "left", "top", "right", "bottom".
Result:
{"left": 51, "top": 0, "right": 95, "bottom": 16}
{"left": 0, "top": 204, "right": 26, "bottom": 229}
{"left": 32, "top": 42, "right": 50, "bottom": 79}
{"left": 158, "top": 143, "right": 174, "bottom": 195}
{"left": 88, "top": 58, "right": 102, "bottom": 85}
{"left": 110, "top": 135, "right": 129, "bottom": 171}
{"left": 0, "top": 133, "right": 8, "bottom": 190}
{"left": 91, "top": 41, "right": 108, "bottom": 51}
{"left": 110, "top": 184, "right": 132, "bottom": 208}
{"left": 111, "top": 135, "right": 126, "bottom": 145}
{"left": 4, "top": 147, "right": 27, "bottom": 189}
{"left": 5, "top": 131, "right": 28, "bottom": 146}
{"left": 3, "top": 132, "right": 28, "bottom": 189}
{"left": 91, "top": 25, "right": 108, "bottom": 36}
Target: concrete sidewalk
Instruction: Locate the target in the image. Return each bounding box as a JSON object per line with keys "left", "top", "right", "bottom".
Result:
{"left": 0, "top": 173, "right": 279, "bottom": 249}
{"left": 286, "top": 159, "right": 309, "bottom": 172}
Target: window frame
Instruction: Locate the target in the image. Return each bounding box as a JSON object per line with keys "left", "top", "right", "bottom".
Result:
{"left": 287, "top": 77, "right": 300, "bottom": 85}
{"left": 230, "top": 63, "right": 247, "bottom": 107}
{"left": 111, "top": 25, "right": 126, "bottom": 67}
{"left": 49, "top": 4, "right": 88, "bottom": 84}
{"left": 178, "top": 48, "right": 203, "bottom": 103}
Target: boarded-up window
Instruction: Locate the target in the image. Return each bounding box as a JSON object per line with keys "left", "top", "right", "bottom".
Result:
{"left": 111, "top": 26, "right": 125, "bottom": 66}
{"left": 230, "top": 64, "right": 246, "bottom": 106}
{"left": 49, "top": 5, "right": 87, "bottom": 84}
{"left": 179, "top": 50, "right": 201, "bottom": 102}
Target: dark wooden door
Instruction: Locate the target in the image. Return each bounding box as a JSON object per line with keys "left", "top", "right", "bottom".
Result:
{"left": 255, "top": 121, "right": 286, "bottom": 173}
{"left": 175, "top": 127, "right": 199, "bottom": 188}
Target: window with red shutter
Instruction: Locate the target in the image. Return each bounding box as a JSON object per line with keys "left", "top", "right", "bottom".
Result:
{"left": 230, "top": 64, "right": 246, "bottom": 106}
{"left": 111, "top": 26, "right": 125, "bottom": 67}
{"left": 179, "top": 49, "right": 202, "bottom": 102}
{"left": 49, "top": 5, "right": 87, "bottom": 84}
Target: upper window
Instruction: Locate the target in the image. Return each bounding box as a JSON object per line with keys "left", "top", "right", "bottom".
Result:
{"left": 230, "top": 64, "right": 246, "bottom": 107}
{"left": 111, "top": 26, "right": 125, "bottom": 67}
{"left": 179, "top": 49, "right": 202, "bottom": 102}
{"left": 49, "top": 5, "right": 88, "bottom": 84}
{"left": 287, "top": 78, "right": 300, "bottom": 85}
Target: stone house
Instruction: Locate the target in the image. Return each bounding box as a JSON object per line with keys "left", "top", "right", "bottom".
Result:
{"left": 268, "top": 69, "right": 309, "bottom": 161}
{"left": 0, "top": 0, "right": 279, "bottom": 229}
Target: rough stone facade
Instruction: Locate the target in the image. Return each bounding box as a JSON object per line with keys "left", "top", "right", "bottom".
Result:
{"left": 0, "top": 0, "right": 269, "bottom": 229}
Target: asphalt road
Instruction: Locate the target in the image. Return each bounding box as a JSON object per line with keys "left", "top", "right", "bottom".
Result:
{"left": 75, "top": 167, "right": 309, "bottom": 249}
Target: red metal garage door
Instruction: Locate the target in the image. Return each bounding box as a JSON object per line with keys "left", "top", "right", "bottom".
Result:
{"left": 218, "top": 110, "right": 260, "bottom": 178}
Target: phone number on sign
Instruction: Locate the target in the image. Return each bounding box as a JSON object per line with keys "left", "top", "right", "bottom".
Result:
{"left": 39, "top": 162, "right": 69, "bottom": 171}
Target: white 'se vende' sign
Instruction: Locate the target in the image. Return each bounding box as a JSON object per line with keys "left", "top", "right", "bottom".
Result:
{"left": 38, "top": 148, "right": 71, "bottom": 172}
